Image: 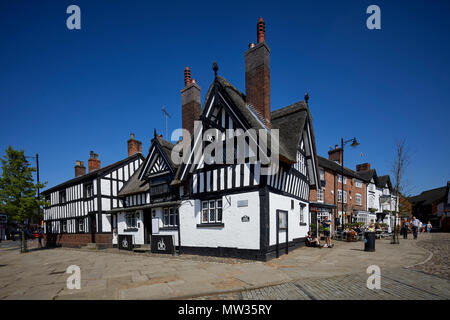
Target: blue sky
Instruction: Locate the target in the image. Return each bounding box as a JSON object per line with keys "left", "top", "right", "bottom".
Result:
{"left": 0, "top": 0, "right": 449, "bottom": 196}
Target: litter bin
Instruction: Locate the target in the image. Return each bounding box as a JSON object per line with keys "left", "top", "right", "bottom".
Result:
{"left": 364, "top": 232, "right": 375, "bottom": 252}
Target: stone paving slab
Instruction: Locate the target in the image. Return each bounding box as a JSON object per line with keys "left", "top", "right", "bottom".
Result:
{"left": 0, "top": 233, "right": 448, "bottom": 300}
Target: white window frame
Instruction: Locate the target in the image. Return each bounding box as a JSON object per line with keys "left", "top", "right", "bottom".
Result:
{"left": 126, "top": 213, "right": 137, "bottom": 228}
{"left": 78, "top": 218, "right": 84, "bottom": 232}
{"left": 355, "top": 180, "right": 363, "bottom": 188}
{"left": 317, "top": 188, "right": 324, "bottom": 203}
{"left": 338, "top": 190, "right": 347, "bottom": 203}
{"left": 355, "top": 193, "right": 362, "bottom": 206}
{"left": 299, "top": 203, "right": 306, "bottom": 224}
{"left": 85, "top": 183, "right": 94, "bottom": 198}
{"left": 163, "top": 207, "right": 179, "bottom": 227}
{"left": 319, "top": 168, "right": 325, "bottom": 181}
{"left": 201, "top": 199, "right": 223, "bottom": 224}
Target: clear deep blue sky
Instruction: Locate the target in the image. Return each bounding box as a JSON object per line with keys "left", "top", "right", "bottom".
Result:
{"left": 1, "top": 0, "right": 449, "bottom": 196}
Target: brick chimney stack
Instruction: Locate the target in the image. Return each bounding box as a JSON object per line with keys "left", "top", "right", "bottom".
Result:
{"left": 356, "top": 163, "right": 371, "bottom": 172}
{"left": 245, "top": 18, "right": 271, "bottom": 127}
{"left": 127, "top": 133, "right": 142, "bottom": 156}
{"left": 88, "top": 151, "right": 101, "bottom": 172}
{"left": 181, "top": 67, "right": 201, "bottom": 147}
{"left": 75, "top": 160, "right": 86, "bottom": 177}
{"left": 328, "top": 145, "right": 343, "bottom": 164}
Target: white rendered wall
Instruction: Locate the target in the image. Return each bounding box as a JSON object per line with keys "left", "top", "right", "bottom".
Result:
{"left": 102, "top": 214, "right": 112, "bottom": 232}
{"left": 151, "top": 207, "right": 179, "bottom": 245}
{"left": 117, "top": 210, "right": 144, "bottom": 245}
{"left": 179, "top": 191, "right": 260, "bottom": 250}
{"left": 268, "top": 192, "right": 309, "bottom": 246}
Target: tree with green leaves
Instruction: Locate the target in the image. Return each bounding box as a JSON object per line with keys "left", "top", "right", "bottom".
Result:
{"left": 0, "top": 146, "right": 47, "bottom": 252}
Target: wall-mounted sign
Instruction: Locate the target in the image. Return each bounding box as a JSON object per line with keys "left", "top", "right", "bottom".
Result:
{"left": 118, "top": 234, "right": 133, "bottom": 251}
{"left": 278, "top": 211, "right": 287, "bottom": 230}
{"left": 151, "top": 235, "right": 174, "bottom": 254}
{"left": 241, "top": 215, "right": 250, "bottom": 222}
{"left": 237, "top": 200, "right": 248, "bottom": 207}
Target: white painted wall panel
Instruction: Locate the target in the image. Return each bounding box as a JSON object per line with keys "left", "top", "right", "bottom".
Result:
{"left": 179, "top": 191, "right": 260, "bottom": 250}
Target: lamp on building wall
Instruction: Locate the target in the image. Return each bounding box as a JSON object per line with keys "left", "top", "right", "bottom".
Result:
{"left": 339, "top": 137, "right": 360, "bottom": 229}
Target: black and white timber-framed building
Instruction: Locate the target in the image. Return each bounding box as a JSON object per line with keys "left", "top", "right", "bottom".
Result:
{"left": 108, "top": 18, "right": 320, "bottom": 260}
{"left": 42, "top": 136, "right": 145, "bottom": 248}
{"left": 42, "top": 18, "right": 321, "bottom": 260}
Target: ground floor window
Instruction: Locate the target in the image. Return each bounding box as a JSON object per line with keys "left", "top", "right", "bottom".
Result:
{"left": 201, "top": 199, "right": 223, "bottom": 224}
{"left": 126, "top": 213, "right": 137, "bottom": 228}
{"left": 299, "top": 203, "right": 307, "bottom": 224}
{"left": 163, "top": 207, "right": 179, "bottom": 227}
{"left": 318, "top": 209, "right": 332, "bottom": 221}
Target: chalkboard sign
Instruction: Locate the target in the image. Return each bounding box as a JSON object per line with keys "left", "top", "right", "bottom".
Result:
{"left": 118, "top": 235, "right": 133, "bottom": 251}
{"left": 151, "top": 235, "right": 175, "bottom": 254}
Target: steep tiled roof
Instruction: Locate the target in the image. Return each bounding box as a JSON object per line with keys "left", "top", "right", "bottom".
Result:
{"left": 118, "top": 164, "right": 149, "bottom": 197}
{"left": 409, "top": 186, "right": 447, "bottom": 206}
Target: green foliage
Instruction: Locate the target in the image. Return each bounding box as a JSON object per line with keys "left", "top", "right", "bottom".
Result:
{"left": 0, "top": 146, "right": 47, "bottom": 251}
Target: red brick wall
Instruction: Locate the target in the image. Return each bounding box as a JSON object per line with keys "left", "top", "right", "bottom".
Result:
{"left": 128, "top": 139, "right": 142, "bottom": 157}
{"left": 310, "top": 168, "right": 367, "bottom": 224}
{"left": 44, "top": 233, "right": 113, "bottom": 249}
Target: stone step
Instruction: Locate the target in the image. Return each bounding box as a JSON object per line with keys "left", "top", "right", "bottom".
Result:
{"left": 133, "top": 244, "right": 150, "bottom": 252}
{"left": 84, "top": 243, "right": 98, "bottom": 250}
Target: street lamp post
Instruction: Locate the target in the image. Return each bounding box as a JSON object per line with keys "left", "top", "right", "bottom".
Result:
{"left": 339, "top": 138, "right": 359, "bottom": 229}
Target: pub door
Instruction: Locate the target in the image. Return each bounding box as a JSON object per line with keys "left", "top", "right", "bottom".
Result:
{"left": 143, "top": 209, "right": 152, "bottom": 244}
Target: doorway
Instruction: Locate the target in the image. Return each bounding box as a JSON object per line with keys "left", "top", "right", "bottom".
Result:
{"left": 143, "top": 209, "right": 152, "bottom": 244}
{"left": 276, "top": 210, "right": 289, "bottom": 258}
{"left": 89, "top": 213, "right": 96, "bottom": 243}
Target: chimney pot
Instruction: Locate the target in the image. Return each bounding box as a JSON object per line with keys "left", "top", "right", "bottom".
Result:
{"left": 356, "top": 163, "right": 371, "bottom": 172}
{"left": 128, "top": 133, "right": 142, "bottom": 156}
{"left": 245, "top": 18, "right": 271, "bottom": 128}
{"left": 328, "top": 146, "right": 343, "bottom": 164}
{"left": 257, "top": 18, "right": 266, "bottom": 43}
{"left": 88, "top": 151, "right": 101, "bottom": 172}
{"left": 184, "top": 67, "right": 192, "bottom": 87}
{"left": 75, "top": 160, "right": 86, "bottom": 177}
{"left": 181, "top": 67, "right": 201, "bottom": 149}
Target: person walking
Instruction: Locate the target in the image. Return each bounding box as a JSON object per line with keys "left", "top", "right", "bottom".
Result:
{"left": 401, "top": 218, "right": 410, "bottom": 239}
{"left": 426, "top": 221, "right": 432, "bottom": 233}
{"left": 411, "top": 216, "right": 419, "bottom": 239}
